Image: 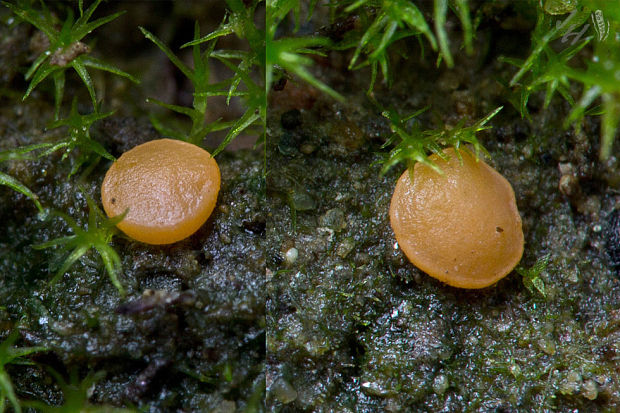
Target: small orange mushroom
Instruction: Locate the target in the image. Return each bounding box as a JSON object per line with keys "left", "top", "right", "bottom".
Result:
{"left": 101, "top": 139, "right": 220, "bottom": 245}
{"left": 389, "top": 148, "right": 524, "bottom": 289}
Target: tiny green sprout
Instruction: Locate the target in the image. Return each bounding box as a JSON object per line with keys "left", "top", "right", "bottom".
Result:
{"left": 140, "top": 23, "right": 235, "bottom": 147}
{"left": 40, "top": 97, "right": 115, "bottom": 177}
{"left": 0, "top": 330, "right": 47, "bottom": 413}
{"left": 379, "top": 106, "right": 441, "bottom": 175}
{"left": 343, "top": 0, "right": 472, "bottom": 90}
{"left": 501, "top": 9, "right": 591, "bottom": 120}
{"left": 5, "top": 0, "right": 139, "bottom": 119}
{"left": 508, "top": 9, "right": 589, "bottom": 88}
{"left": 33, "top": 193, "right": 127, "bottom": 296}
{"left": 430, "top": 106, "right": 501, "bottom": 159}
{"left": 183, "top": 0, "right": 264, "bottom": 58}
{"left": 0, "top": 143, "right": 52, "bottom": 218}
{"left": 180, "top": 0, "right": 266, "bottom": 155}
{"left": 505, "top": 3, "right": 620, "bottom": 161}
{"left": 22, "top": 368, "right": 136, "bottom": 413}
{"left": 380, "top": 105, "right": 502, "bottom": 176}
{"left": 501, "top": 38, "right": 590, "bottom": 120}
{"left": 516, "top": 253, "right": 551, "bottom": 297}
{"left": 266, "top": 0, "right": 344, "bottom": 101}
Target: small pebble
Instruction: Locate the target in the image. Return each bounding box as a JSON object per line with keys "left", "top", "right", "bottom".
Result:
{"left": 319, "top": 208, "right": 346, "bottom": 231}
{"left": 272, "top": 378, "right": 298, "bottom": 404}
{"left": 582, "top": 379, "right": 598, "bottom": 400}
{"left": 336, "top": 238, "right": 355, "bottom": 258}
{"left": 285, "top": 247, "right": 299, "bottom": 265}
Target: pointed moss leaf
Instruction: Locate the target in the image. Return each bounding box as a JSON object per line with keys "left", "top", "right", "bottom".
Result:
{"left": 70, "top": 58, "right": 97, "bottom": 108}
{"left": 25, "top": 51, "right": 50, "bottom": 81}
{"left": 369, "top": 20, "right": 398, "bottom": 61}
{"left": 394, "top": 0, "right": 436, "bottom": 50}
{"left": 74, "top": 0, "right": 103, "bottom": 28}
{"left": 211, "top": 50, "right": 248, "bottom": 60}
{"left": 600, "top": 94, "right": 620, "bottom": 160}
{"left": 72, "top": 10, "right": 126, "bottom": 42}
{"left": 140, "top": 26, "right": 193, "bottom": 80}
{"left": 434, "top": 0, "right": 453, "bottom": 67}
{"left": 181, "top": 23, "right": 235, "bottom": 48}
{"left": 289, "top": 63, "right": 344, "bottom": 101}
{"left": 345, "top": 0, "right": 367, "bottom": 13}
{"left": 9, "top": 0, "right": 135, "bottom": 113}
{"left": 81, "top": 56, "right": 140, "bottom": 83}
{"left": 0, "top": 370, "right": 20, "bottom": 413}
{"left": 98, "top": 245, "right": 125, "bottom": 295}
{"left": 4, "top": 1, "right": 57, "bottom": 40}
{"left": 50, "top": 244, "right": 89, "bottom": 284}
{"left": 268, "top": 0, "right": 301, "bottom": 28}
{"left": 0, "top": 331, "right": 46, "bottom": 413}
{"left": 566, "top": 85, "right": 601, "bottom": 127}
{"left": 0, "top": 143, "right": 53, "bottom": 162}
{"left": 510, "top": 10, "right": 587, "bottom": 86}
{"left": 146, "top": 98, "right": 196, "bottom": 117}
{"left": 0, "top": 172, "right": 44, "bottom": 214}
{"left": 23, "top": 62, "right": 60, "bottom": 101}
{"left": 81, "top": 137, "right": 115, "bottom": 162}
{"left": 33, "top": 235, "right": 78, "bottom": 250}
{"left": 213, "top": 110, "right": 261, "bottom": 156}
{"left": 350, "top": 13, "right": 388, "bottom": 69}
{"left": 478, "top": 106, "right": 503, "bottom": 127}
{"left": 454, "top": 0, "right": 473, "bottom": 54}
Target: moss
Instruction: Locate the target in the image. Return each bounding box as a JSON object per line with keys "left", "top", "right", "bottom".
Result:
{"left": 0, "top": 100, "right": 265, "bottom": 409}
{"left": 266, "top": 2, "right": 619, "bottom": 410}
{"left": 0, "top": 1, "right": 265, "bottom": 409}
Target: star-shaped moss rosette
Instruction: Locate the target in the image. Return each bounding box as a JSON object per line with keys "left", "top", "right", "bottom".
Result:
{"left": 33, "top": 193, "right": 127, "bottom": 296}
{"left": 5, "top": 0, "right": 138, "bottom": 119}
{"left": 40, "top": 98, "right": 115, "bottom": 177}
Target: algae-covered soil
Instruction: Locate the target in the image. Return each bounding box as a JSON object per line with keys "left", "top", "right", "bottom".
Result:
{"left": 0, "top": 2, "right": 264, "bottom": 411}
{"left": 266, "top": 4, "right": 620, "bottom": 412}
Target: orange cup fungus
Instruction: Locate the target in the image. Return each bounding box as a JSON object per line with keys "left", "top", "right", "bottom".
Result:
{"left": 101, "top": 138, "right": 220, "bottom": 245}
{"left": 389, "top": 148, "right": 524, "bottom": 289}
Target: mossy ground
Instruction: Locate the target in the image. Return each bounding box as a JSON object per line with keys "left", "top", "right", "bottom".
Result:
{"left": 1, "top": 1, "right": 619, "bottom": 411}
{"left": 0, "top": 100, "right": 265, "bottom": 411}
{"left": 0, "top": 2, "right": 264, "bottom": 411}
{"left": 266, "top": 5, "right": 619, "bottom": 411}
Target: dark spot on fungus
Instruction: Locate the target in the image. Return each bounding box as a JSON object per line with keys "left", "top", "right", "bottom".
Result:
{"left": 496, "top": 226, "right": 504, "bottom": 233}
{"left": 111, "top": 198, "right": 116, "bottom": 204}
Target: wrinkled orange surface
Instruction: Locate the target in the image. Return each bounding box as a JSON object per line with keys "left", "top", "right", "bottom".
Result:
{"left": 101, "top": 139, "right": 220, "bottom": 245}
{"left": 389, "top": 148, "right": 524, "bottom": 289}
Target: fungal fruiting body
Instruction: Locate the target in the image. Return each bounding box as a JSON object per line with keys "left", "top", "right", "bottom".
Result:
{"left": 101, "top": 138, "right": 220, "bottom": 245}
{"left": 389, "top": 148, "right": 524, "bottom": 289}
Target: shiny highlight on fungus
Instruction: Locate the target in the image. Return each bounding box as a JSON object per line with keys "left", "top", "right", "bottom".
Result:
{"left": 101, "top": 139, "right": 220, "bottom": 245}
{"left": 389, "top": 148, "right": 524, "bottom": 289}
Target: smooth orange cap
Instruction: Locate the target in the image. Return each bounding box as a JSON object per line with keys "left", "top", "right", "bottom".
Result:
{"left": 101, "top": 139, "right": 220, "bottom": 245}
{"left": 389, "top": 148, "right": 524, "bottom": 289}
